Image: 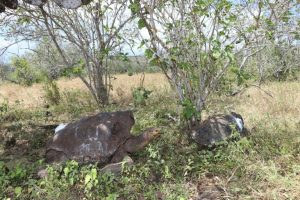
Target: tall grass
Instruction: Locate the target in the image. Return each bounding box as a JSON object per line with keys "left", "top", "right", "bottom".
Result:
{"left": 0, "top": 73, "right": 170, "bottom": 107}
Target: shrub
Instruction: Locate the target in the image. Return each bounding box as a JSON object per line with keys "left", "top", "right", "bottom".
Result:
{"left": 0, "top": 99, "right": 9, "bottom": 117}
{"left": 10, "top": 57, "right": 38, "bottom": 86}
{"left": 43, "top": 80, "right": 61, "bottom": 105}
{"left": 132, "top": 87, "right": 152, "bottom": 106}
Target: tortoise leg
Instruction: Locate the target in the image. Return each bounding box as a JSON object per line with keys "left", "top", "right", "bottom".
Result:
{"left": 100, "top": 156, "right": 133, "bottom": 175}
{"left": 110, "top": 147, "right": 127, "bottom": 163}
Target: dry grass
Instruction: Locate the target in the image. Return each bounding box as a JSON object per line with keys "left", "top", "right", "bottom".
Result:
{"left": 0, "top": 74, "right": 299, "bottom": 126}
{"left": 227, "top": 81, "right": 300, "bottom": 199}
{"left": 243, "top": 158, "right": 300, "bottom": 199}
{"left": 205, "top": 80, "right": 300, "bottom": 128}
{"left": 0, "top": 83, "right": 44, "bottom": 108}
{"left": 0, "top": 73, "right": 170, "bottom": 107}
{"left": 235, "top": 81, "right": 300, "bottom": 127}
{"left": 1, "top": 73, "right": 298, "bottom": 120}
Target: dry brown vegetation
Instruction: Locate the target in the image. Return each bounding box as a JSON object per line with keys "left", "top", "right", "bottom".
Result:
{"left": 231, "top": 81, "right": 300, "bottom": 127}
{"left": 226, "top": 81, "right": 300, "bottom": 199}
{"left": 0, "top": 73, "right": 299, "bottom": 127}
{"left": 0, "top": 73, "right": 170, "bottom": 107}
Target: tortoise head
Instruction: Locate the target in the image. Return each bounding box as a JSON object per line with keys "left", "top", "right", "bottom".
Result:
{"left": 230, "top": 112, "right": 245, "bottom": 132}
{"left": 124, "top": 127, "right": 160, "bottom": 153}
{"left": 143, "top": 127, "right": 160, "bottom": 140}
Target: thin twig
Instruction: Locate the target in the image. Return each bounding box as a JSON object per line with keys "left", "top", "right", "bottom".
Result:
{"left": 248, "top": 84, "right": 274, "bottom": 98}
{"left": 226, "top": 166, "right": 239, "bottom": 185}
{"left": 228, "top": 83, "right": 274, "bottom": 98}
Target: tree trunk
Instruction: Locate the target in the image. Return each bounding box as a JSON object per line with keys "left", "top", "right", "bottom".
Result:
{"left": 96, "top": 81, "right": 109, "bottom": 105}
{"left": 92, "top": 62, "right": 109, "bottom": 106}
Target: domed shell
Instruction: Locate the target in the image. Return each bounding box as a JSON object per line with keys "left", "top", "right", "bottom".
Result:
{"left": 191, "top": 112, "right": 247, "bottom": 148}
{"left": 46, "top": 111, "right": 135, "bottom": 164}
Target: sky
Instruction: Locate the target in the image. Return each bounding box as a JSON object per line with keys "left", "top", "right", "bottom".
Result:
{"left": 0, "top": 39, "right": 35, "bottom": 63}
{"left": 0, "top": 28, "right": 146, "bottom": 64}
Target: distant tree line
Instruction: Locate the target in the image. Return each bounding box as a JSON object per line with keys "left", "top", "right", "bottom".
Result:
{"left": 0, "top": 52, "right": 160, "bottom": 86}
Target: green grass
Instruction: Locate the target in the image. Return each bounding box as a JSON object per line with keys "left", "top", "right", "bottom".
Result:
{"left": 0, "top": 80, "right": 299, "bottom": 199}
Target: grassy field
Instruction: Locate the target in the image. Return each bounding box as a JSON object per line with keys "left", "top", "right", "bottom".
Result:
{"left": 0, "top": 73, "right": 170, "bottom": 108}
{"left": 0, "top": 73, "right": 299, "bottom": 199}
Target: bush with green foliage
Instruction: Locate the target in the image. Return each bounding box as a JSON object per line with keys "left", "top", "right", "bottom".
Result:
{"left": 0, "top": 62, "right": 12, "bottom": 82}
{"left": 0, "top": 162, "right": 31, "bottom": 199}
{"left": 131, "top": 0, "right": 300, "bottom": 128}
{"left": 43, "top": 80, "right": 61, "bottom": 106}
{"left": 10, "top": 57, "right": 43, "bottom": 86}
{"left": 0, "top": 99, "right": 9, "bottom": 117}
{"left": 132, "top": 87, "right": 152, "bottom": 106}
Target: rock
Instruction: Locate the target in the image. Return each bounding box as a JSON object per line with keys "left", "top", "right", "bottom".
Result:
{"left": 99, "top": 156, "right": 134, "bottom": 175}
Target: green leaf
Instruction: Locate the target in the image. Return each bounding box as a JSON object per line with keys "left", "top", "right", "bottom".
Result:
{"left": 182, "top": 99, "right": 196, "bottom": 120}
{"left": 139, "top": 39, "right": 147, "bottom": 48}
{"left": 149, "top": 57, "right": 161, "bottom": 67}
{"left": 64, "top": 167, "right": 69, "bottom": 176}
{"left": 166, "top": 23, "right": 173, "bottom": 30}
{"left": 129, "top": 1, "right": 141, "bottom": 14}
{"left": 266, "top": 31, "right": 274, "bottom": 40}
{"left": 117, "top": 52, "right": 129, "bottom": 62}
{"left": 196, "top": 0, "right": 205, "bottom": 7}
{"left": 105, "top": 193, "right": 119, "bottom": 200}
{"left": 85, "top": 174, "right": 91, "bottom": 185}
{"left": 145, "top": 49, "right": 154, "bottom": 59}
{"left": 294, "top": 33, "right": 300, "bottom": 40}
{"left": 17, "top": 17, "right": 30, "bottom": 25}
{"left": 69, "top": 177, "right": 74, "bottom": 185}
{"left": 214, "top": 51, "right": 222, "bottom": 59}
{"left": 227, "top": 14, "right": 237, "bottom": 22}
{"left": 258, "top": 1, "right": 263, "bottom": 9}
{"left": 265, "top": 18, "right": 275, "bottom": 29}
{"left": 15, "top": 187, "right": 22, "bottom": 197}
{"left": 225, "top": 51, "right": 235, "bottom": 62}
{"left": 219, "top": 31, "right": 226, "bottom": 36}
{"left": 281, "top": 11, "right": 291, "bottom": 23}
{"left": 138, "top": 19, "right": 146, "bottom": 29}
{"left": 91, "top": 168, "right": 97, "bottom": 179}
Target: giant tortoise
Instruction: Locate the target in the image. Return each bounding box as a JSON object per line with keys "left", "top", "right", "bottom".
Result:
{"left": 191, "top": 112, "right": 248, "bottom": 148}
{"left": 45, "top": 110, "right": 159, "bottom": 173}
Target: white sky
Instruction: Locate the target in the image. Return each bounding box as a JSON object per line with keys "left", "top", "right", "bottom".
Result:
{"left": 0, "top": 38, "right": 35, "bottom": 63}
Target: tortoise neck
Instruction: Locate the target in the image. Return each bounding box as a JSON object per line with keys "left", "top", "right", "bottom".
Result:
{"left": 124, "top": 132, "right": 149, "bottom": 153}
